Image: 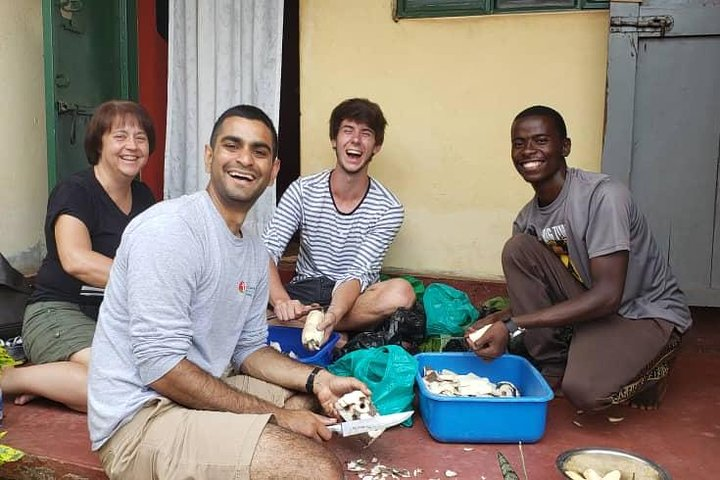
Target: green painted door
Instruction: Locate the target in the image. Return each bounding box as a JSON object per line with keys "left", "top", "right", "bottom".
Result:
{"left": 43, "top": 0, "right": 138, "bottom": 189}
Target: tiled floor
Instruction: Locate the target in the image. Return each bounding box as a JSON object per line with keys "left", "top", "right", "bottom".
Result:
{"left": 0, "top": 307, "right": 717, "bottom": 480}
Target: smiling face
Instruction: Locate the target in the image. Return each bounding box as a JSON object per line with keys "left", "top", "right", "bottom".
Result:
{"left": 98, "top": 117, "right": 150, "bottom": 180}
{"left": 331, "top": 119, "right": 382, "bottom": 175}
{"left": 511, "top": 115, "right": 571, "bottom": 193}
{"left": 204, "top": 116, "right": 279, "bottom": 213}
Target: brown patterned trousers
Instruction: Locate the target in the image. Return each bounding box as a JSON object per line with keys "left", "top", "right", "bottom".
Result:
{"left": 503, "top": 233, "right": 682, "bottom": 411}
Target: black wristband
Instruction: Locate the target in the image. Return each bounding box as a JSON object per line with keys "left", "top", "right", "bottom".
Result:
{"left": 502, "top": 317, "right": 525, "bottom": 338}
{"left": 502, "top": 317, "right": 519, "bottom": 334}
{"left": 305, "top": 366, "right": 323, "bottom": 394}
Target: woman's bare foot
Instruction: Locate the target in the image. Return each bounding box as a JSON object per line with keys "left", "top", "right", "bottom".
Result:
{"left": 13, "top": 393, "right": 38, "bottom": 406}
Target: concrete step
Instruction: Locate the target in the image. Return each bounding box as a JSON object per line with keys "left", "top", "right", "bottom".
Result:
{"left": 0, "top": 400, "right": 106, "bottom": 480}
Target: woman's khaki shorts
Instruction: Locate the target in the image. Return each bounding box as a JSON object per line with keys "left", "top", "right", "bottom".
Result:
{"left": 98, "top": 375, "right": 294, "bottom": 480}
{"left": 22, "top": 301, "right": 96, "bottom": 364}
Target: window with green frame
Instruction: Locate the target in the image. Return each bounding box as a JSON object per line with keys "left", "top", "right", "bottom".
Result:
{"left": 395, "top": 0, "right": 608, "bottom": 19}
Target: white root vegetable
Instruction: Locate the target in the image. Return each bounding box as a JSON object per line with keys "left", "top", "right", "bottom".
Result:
{"left": 564, "top": 471, "right": 586, "bottom": 480}
{"left": 467, "top": 323, "right": 492, "bottom": 343}
{"left": 336, "top": 390, "right": 374, "bottom": 418}
{"left": 602, "top": 471, "right": 621, "bottom": 480}
{"left": 302, "top": 310, "right": 325, "bottom": 351}
{"left": 583, "top": 469, "right": 604, "bottom": 480}
{"left": 335, "top": 390, "right": 384, "bottom": 443}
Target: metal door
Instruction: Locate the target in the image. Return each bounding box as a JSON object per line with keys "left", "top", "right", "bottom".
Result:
{"left": 603, "top": 0, "right": 720, "bottom": 306}
{"left": 43, "top": 0, "right": 138, "bottom": 189}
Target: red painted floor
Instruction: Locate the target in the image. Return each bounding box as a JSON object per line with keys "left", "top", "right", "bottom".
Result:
{"left": 0, "top": 307, "right": 717, "bottom": 480}
{"left": 331, "top": 346, "right": 719, "bottom": 479}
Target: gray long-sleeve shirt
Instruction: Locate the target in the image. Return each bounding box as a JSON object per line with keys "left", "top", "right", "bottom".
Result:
{"left": 88, "top": 191, "right": 270, "bottom": 450}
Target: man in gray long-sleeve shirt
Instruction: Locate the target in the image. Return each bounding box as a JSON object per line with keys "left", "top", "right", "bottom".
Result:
{"left": 88, "top": 105, "right": 368, "bottom": 480}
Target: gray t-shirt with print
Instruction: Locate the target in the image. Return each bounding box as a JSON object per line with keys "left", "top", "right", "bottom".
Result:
{"left": 88, "top": 191, "right": 270, "bottom": 450}
{"left": 513, "top": 168, "right": 691, "bottom": 332}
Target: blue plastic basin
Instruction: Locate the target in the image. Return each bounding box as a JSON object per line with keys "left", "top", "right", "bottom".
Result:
{"left": 415, "top": 352, "right": 554, "bottom": 443}
{"left": 267, "top": 325, "right": 339, "bottom": 367}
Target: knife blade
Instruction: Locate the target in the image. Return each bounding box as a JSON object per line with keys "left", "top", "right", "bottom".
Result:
{"left": 327, "top": 410, "right": 413, "bottom": 437}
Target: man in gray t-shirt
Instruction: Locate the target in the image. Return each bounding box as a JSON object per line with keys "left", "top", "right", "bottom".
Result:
{"left": 466, "top": 105, "right": 691, "bottom": 412}
{"left": 87, "top": 105, "right": 368, "bottom": 480}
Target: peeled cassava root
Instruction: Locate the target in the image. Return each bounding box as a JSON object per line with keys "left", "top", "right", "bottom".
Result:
{"left": 302, "top": 310, "right": 325, "bottom": 351}
{"left": 467, "top": 323, "right": 492, "bottom": 343}
{"left": 335, "top": 390, "right": 384, "bottom": 443}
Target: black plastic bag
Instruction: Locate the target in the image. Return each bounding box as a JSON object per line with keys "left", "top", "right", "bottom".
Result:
{"left": 337, "top": 302, "right": 426, "bottom": 358}
{"left": 0, "top": 253, "right": 31, "bottom": 339}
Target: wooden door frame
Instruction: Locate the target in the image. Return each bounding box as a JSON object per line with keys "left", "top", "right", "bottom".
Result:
{"left": 601, "top": 1, "right": 641, "bottom": 185}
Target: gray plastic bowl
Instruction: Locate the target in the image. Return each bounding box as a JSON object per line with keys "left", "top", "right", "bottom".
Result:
{"left": 556, "top": 447, "right": 672, "bottom": 480}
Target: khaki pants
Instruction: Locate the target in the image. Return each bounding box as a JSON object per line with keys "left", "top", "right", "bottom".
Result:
{"left": 99, "top": 376, "right": 294, "bottom": 480}
{"left": 503, "top": 234, "right": 677, "bottom": 411}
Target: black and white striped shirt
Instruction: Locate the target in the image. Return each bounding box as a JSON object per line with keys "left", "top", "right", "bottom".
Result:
{"left": 263, "top": 170, "right": 404, "bottom": 292}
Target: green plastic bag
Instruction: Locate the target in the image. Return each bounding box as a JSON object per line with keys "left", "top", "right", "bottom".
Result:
{"left": 423, "top": 283, "right": 479, "bottom": 336}
{"left": 328, "top": 345, "right": 417, "bottom": 425}
{"left": 419, "top": 295, "right": 511, "bottom": 352}
{"left": 418, "top": 334, "right": 466, "bottom": 353}
{"left": 482, "top": 295, "right": 510, "bottom": 313}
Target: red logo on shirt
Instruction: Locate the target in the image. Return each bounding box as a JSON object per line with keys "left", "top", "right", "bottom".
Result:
{"left": 238, "top": 281, "right": 247, "bottom": 294}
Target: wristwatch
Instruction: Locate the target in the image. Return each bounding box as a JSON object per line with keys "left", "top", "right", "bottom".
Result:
{"left": 502, "top": 317, "right": 525, "bottom": 339}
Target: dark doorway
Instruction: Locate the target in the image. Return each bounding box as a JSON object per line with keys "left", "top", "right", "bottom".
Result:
{"left": 137, "top": 0, "right": 169, "bottom": 201}
{"left": 137, "top": 0, "right": 296, "bottom": 200}
{"left": 277, "top": 0, "right": 301, "bottom": 201}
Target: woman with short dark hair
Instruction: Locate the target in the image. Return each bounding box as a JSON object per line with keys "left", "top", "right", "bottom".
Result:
{"left": 1, "top": 100, "right": 156, "bottom": 412}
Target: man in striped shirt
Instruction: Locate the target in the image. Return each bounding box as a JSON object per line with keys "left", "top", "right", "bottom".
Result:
{"left": 262, "top": 98, "right": 416, "bottom": 343}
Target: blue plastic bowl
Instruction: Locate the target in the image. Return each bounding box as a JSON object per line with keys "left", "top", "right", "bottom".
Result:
{"left": 267, "top": 325, "right": 339, "bottom": 367}
{"left": 415, "top": 352, "right": 554, "bottom": 443}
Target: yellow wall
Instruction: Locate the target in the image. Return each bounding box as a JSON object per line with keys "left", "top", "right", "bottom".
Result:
{"left": 300, "top": 1, "right": 609, "bottom": 280}
{"left": 0, "top": 0, "right": 47, "bottom": 273}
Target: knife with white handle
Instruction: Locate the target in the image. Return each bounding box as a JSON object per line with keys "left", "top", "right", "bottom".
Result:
{"left": 327, "top": 411, "right": 413, "bottom": 437}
